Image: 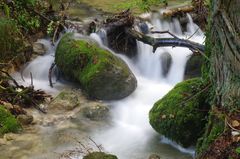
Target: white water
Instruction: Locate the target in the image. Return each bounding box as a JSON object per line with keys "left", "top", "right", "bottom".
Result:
{"left": 88, "top": 14, "right": 205, "bottom": 159}
{"left": 12, "top": 13, "right": 205, "bottom": 159}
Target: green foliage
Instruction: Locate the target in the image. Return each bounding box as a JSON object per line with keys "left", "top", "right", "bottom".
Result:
{"left": 0, "top": 106, "right": 21, "bottom": 135}
{"left": 0, "top": 0, "right": 42, "bottom": 33}
{"left": 0, "top": 17, "right": 25, "bottom": 63}
{"left": 236, "top": 147, "right": 240, "bottom": 154}
{"left": 13, "top": 0, "right": 40, "bottom": 32}
{"left": 116, "top": 0, "right": 168, "bottom": 12}
{"left": 149, "top": 78, "right": 210, "bottom": 147}
{"left": 47, "top": 21, "right": 54, "bottom": 36}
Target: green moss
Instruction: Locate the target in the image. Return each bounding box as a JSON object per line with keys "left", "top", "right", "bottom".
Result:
{"left": 0, "top": 106, "right": 21, "bottom": 135}
{"left": 83, "top": 152, "right": 118, "bottom": 159}
{"left": 55, "top": 33, "right": 136, "bottom": 100}
{"left": 196, "top": 109, "right": 225, "bottom": 155}
{"left": 149, "top": 78, "right": 210, "bottom": 147}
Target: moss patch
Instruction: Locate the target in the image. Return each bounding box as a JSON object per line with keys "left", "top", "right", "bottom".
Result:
{"left": 149, "top": 78, "right": 210, "bottom": 147}
{"left": 83, "top": 152, "right": 118, "bottom": 159}
{"left": 0, "top": 106, "right": 21, "bottom": 135}
{"left": 79, "top": 0, "right": 190, "bottom": 14}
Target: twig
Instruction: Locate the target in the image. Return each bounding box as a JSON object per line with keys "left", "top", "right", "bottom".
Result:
{"left": 89, "top": 137, "right": 103, "bottom": 152}
{"left": 151, "top": 30, "right": 180, "bottom": 39}
{"left": 180, "top": 82, "right": 211, "bottom": 106}
{"left": 187, "top": 28, "right": 200, "bottom": 40}
{"left": 226, "top": 118, "right": 240, "bottom": 132}
{"left": 30, "top": 72, "right": 33, "bottom": 87}
{"left": 49, "top": 63, "right": 56, "bottom": 88}
{"left": 0, "top": 70, "right": 20, "bottom": 87}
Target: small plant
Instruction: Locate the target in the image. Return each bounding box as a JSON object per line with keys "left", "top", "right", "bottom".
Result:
{"left": 0, "top": 106, "right": 21, "bottom": 135}
{"left": 47, "top": 21, "right": 54, "bottom": 36}
{"left": 236, "top": 147, "right": 240, "bottom": 154}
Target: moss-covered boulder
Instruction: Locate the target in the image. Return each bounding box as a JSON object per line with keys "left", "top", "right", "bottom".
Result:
{"left": 149, "top": 78, "right": 210, "bottom": 147}
{"left": 83, "top": 152, "right": 118, "bottom": 159}
{"left": 0, "top": 106, "right": 21, "bottom": 135}
{"left": 55, "top": 33, "right": 137, "bottom": 100}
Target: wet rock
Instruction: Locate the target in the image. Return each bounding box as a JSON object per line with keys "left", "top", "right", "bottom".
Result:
{"left": 81, "top": 104, "right": 109, "bottom": 121}
{"left": 160, "top": 52, "right": 172, "bottom": 76}
{"left": 55, "top": 33, "right": 137, "bottom": 100}
{"left": 185, "top": 55, "right": 203, "bottom": 79}
{"left": 83, "top": 152, "right": 118, "bottom": 159}
{"left": 33, "top": 42, "right": 46, "bottom": 55}
{"left": 139, "top": 22, "right": 149, "bottom": 34}
{"left": 149, "top": 154, "right": 161, "bottom": 159}
{"left": 17, "top": 114, "right": 33, "bottom": 125}
{"left": 4, "top": 133, "right": 17, "bottom": 141}
{"left": 49, "top": 89, "right": 81, "bottom": 111}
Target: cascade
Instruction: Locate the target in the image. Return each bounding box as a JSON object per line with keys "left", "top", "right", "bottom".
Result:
{"left": 11, "top": 13, "right": 204, "bottom": 159}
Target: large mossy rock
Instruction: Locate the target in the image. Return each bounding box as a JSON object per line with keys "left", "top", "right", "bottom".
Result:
{"left": 0, "top": 106, "right": 21, "bottom": 135}
{"left": 55, "top": 33, "right": 137, "bottom": 100}
{"left": 83, "top": 152, "right": 118, "bottom": 159}
{"left": 149, "top": 78, "right": 210, "bottom": 147}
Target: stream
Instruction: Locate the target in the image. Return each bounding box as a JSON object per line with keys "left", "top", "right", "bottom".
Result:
{"left": 0, "top": 7, "right": 204, "bottom": 159}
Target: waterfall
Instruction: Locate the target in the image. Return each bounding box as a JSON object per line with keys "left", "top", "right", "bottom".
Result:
{"left": 88, "top": 15, "right": 204, "bottom": 159}
{"left": 12, "top": 13, "right": 204, "bottom": 159}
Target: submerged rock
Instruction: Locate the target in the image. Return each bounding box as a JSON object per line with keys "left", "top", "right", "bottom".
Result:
{"left": 83, "top": 152, "right": 118, "bottom": 159}
{"left": 81, "top": 104, "right": 109, "bottom": 121}
{"left": 49, "top": 89, "right": 81, "bottom": 111}
{"left": 185, "top": 55, "right": 203, "bottom": 79}
{"left": 55, "top": 33, "right": 137, "bottom": 100}
{"left": 149, "top": 78, "right": 210, "bottom": 147}
{"left": 160, "top": 52, "right": 172, "bottom": 76}
{"left": 33, "top": 42, "right": 46, "bottom": 55}
{"left": 149, "top": 154, "right": 161, "bottom": 159}
{"left": 17, "top": 114, "right": 33, "bottom": 125}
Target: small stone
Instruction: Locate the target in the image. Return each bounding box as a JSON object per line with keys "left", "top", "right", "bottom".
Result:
{"left": 4, "top": 133, "right": 16, "bottom": 141}
{"left": 17, "top": 114, "right": 33, "bottom": 125}
{"left": 232, "top": 120, "right": 240, "bottom": 127}
{"left": 33, "top": 42, "right": 46, "bottom": 55}
{"left": 149, "top": 154, "right": 161, "bottom": 159}
{"left": 161, "top": 115, "right": 167, "bottom": 119}
{"left": 81, "top": 104, "right": 109, "bottom": 121}
{"left": 232, "top": 131, "right": 240, "bottom": 136}
{"left": 160, "top": 52, "right": 172, "bottom": 76}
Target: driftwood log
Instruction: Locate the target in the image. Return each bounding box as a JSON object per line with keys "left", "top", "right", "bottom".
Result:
{"left": 99, "top": 10, "right": 205, "bottom": 56}
{"left": 126, "top": 28, "right": 205, "bottom": 54}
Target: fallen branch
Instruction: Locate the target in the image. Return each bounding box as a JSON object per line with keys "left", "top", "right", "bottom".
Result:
{"left": 0, "top": 69, "right": 51, "bottom": 113}
{"left": 48, "top": 63, "right": 56, "bottom": 88}
{"left": 126, "top": 28, "right": 205, "bottom": 54}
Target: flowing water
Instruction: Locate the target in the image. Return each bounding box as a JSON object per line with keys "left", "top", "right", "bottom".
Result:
{"left": 4, "top": 11, "right": 205, "bottom": 159}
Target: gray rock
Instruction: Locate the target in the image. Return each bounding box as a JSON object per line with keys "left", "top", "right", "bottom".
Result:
{"left": 17, "top": 114, "right": 33, "bottom": 125}
{"left": 49, "top": 89, "right": 81, "bottom": 111}
{"left": 160, "top": 52, "right": 172, "bottom": 76}
{"left": 81, "top": 104, "right": 109, "bottom": 121}
{"left": 148, "top": 154, "right": 161, "bottom": 159}
{"left": 33, "top": 42, "right": 46, "bottom": 55}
